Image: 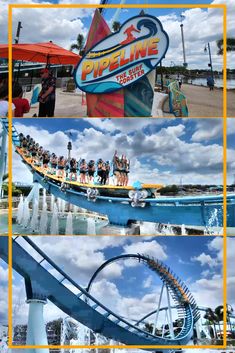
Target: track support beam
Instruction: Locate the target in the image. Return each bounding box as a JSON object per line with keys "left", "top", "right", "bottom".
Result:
{"left": 26, "top": 299, "right": 49, "bottom": 353}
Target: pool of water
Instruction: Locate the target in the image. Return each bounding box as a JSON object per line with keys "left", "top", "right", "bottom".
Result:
{"left": 185, "top": 77, "right": 235, "bottom": 89}
{"left": 1, "top": 211, "right": 113, "bottom": 235}
{"left": 0, "top": 210, "right": 181, "bottom": 236}
{"left": 1, "top": 209, "right": 223, "bottom": 235}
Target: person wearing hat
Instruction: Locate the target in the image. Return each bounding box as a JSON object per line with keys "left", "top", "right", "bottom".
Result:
{"left": 38, "top": 68, "right": 56, "bottom": 117}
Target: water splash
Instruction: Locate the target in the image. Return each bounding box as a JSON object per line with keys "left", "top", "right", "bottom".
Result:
{"left": 120, "top": 227, "right": 126, "bottom": 235}
{"left": 139, "top": 222, "right": 175, "bottom": 235}
{"left": 50, "top": 202, "right": 59, "bottom": 235}
{"left": 39, "top": 202, "right": 48, "bottom": 235}
{"left": 208, "top": 208, "right": 219, "bottom": 227}
{"left": 30, "top": 200, "right": 39, "bottom": 232}
{"left": 140, "top": 222, "right": 158, "bottom": 235}
{"left": 21, "top": 200, "right": 30, "bottom": 228}
{"left": 109, "top": 339, "right": 127, "bottom": 353}
{"left": 57, "top": 198, "right": 62, "bottom": 213}
{"left": 16, "top": 195, "right": 24, "bottom": 224}
{"left": 61, "top": 199, "right": 66, "bottom": 213}
{"left": 87, "top": 217, "right": 96, "bottom": 235}
{"left": 94, "top": 333, "right": 108, "bottom": 353}
{"left": 181, "top": 224, "right": 187, "bottom": 235}
{"left": 69, "top": 322, "right": 91, "bottom": 352}
{"left": 42, "top": 188, "right": 47, "bottom": 210}
{"left": 160, "top": 223, "right": 175, "bottom": 235}
{"left": 65, "top": 212, "right": 73, "bottom": 235}
{"left": 50, "top": 194, "right": 55, "bottom": 212}
{"left": 204, "top": 208, "right": 223, "bottom": 235}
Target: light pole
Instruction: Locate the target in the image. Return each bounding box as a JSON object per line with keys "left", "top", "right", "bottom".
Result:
{"left": 204, "top": 42, "right": 214, "bottom": 81}
{"left": 15, "top": 21, "right": 22, "bottom": 44}
{"left": 67, "top": 141, "right": 72, "bottom": 161}
{"left": 14, "top": 21, "right": 23, "bottom": 82}
{"left": 180, "top": 15, "right": 187, "bottom": 68}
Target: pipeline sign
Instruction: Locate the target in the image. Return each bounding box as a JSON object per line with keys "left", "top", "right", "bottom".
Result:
{"left": 74, "top": 15, "right": 169, "bottom": 94}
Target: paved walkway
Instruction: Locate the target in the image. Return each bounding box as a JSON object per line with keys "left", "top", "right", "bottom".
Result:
{"left": 179, "top": 84, "right": 234, "bottom": 117}
{"left": 22, "top": 84, "right": 235, "bottom": 118}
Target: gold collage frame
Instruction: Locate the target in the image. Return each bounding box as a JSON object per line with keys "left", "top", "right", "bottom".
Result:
{"left": 6, "top": 2, "right": 228, "bottom": 350}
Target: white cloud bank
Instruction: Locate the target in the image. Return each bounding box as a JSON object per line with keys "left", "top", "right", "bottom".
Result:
{"left": 0, "top": 0, "right": 234, "bottom": 69}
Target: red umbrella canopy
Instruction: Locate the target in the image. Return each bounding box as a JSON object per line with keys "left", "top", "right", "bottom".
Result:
{"left": 0, "top": 41, "right": 81, "bottom": 65}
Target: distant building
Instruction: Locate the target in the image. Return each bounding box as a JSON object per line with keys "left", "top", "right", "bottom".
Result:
{"left": 13, "top": 319, "right": 62, "bottom": 345}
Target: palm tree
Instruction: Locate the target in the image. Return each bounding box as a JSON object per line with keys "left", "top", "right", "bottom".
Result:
{"left": 144, "top": 322, "right": 153, "bottom": 333}
{"left": 226, "top": 304, "right": 234, "bottom": 335}
{"left": 112, "top": 21, "right": 121, "bottom": 32}
{"left": 70, "top": 34, "right": 85, "bottom": 56}
{"left": 214, "top": 304, "right": 235, "bottom": 337}
{"left": 3, "top": 173, "right": 8, "bottom": 182}
{"left": 217, "top": 38, "right": 235, "bottom": 55}
{"left": 204, "top": 308, "right": 218, "bottom": 339}
{"left": 214, "top": 305, "right": 224, "bottom": 337}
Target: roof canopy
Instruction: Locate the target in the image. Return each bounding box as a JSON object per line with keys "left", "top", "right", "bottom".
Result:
{"left": 0, "top": 41, "right": 81, "bottom": 65}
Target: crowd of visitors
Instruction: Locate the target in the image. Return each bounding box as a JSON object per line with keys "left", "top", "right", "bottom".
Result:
{"left": 0, "top": 68, "right": 56, "bottom": 118}
{"left": 19, "top": 134, "right": 130, "bottom": 186}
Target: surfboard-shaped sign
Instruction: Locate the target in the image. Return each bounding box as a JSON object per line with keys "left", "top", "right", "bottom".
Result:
{"left": 74, "top": 15, "right": 169, "bottom": 94}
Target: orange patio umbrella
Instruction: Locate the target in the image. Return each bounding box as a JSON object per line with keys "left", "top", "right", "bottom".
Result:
{"left": 0, "top": 41, "right": 81, "bottom": 65}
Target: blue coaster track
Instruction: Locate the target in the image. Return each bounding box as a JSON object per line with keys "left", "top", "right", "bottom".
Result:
{"left": 1, "top": 117, "right": 235, "bottom": 227}
{"left": 0, "top": 236, "right": 199, "bottom": 347}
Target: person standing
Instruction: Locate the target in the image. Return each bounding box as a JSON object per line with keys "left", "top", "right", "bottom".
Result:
{"left": 12, "top": 83, "right": 30, "bottom": 117}
{"left": 207, "top": 76, "right": 215, "bottom": 91}
{"left": 0, "top": 84, "right": 15, "bottom": 117}
{"left": 87, "top": 160, "right": 95, "bottom": 183}
{"left": 38, "top": 68, "right": 56, "bottom": 117}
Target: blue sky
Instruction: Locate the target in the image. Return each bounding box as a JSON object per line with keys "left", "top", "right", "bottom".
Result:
{"left": 6, "top": 236, "right": 219, "bottom": 290}
{"left": 98, "top": 236, "right": 221, "bottom": 297}
{"left": 1, "top": 235, "right": 232, "bottom": 326}
{"left": 14, "top": 118, "right": 224, "bottom": 145}
{"left": 12, "top": 118, "right": 235, "bottom": 185}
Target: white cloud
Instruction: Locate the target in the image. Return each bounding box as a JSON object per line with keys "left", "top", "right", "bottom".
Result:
{"left": 0, "top": 0, "right": 234, "bottom": 69}
{"left": 191, "top": 252, "right": 218, "bottom": 268}
{"left": 123, "top": 240, "right": 168, "bottom": 260}
{"left": 190, "top": 275, "right": 223, "bottom": 309}
{"left": 1, "top": 235, "right": 234, "bottom": 337}
{"left": 0, "top": 265, "right": 8, "bottom": 283}
{"left": 208, "top": 236, "right": 223, "bottom": 261}
{"left": 158, "top": 4, "right": 233, "bottom": 70}
{"left": 191, "top": 118, "right": 235, "bottom": 142}
{"left": 191, "top": 237, "right": 235, "bottom": 309}
{"left": 0, "top": 1, "right": 99, "bottom": 50}
{"left": 32, "top": 236, "right": 127, "bottom": 284}
{"left": 226, "top": 237, "right": 235, "bottom": 278}
{"left": 201, "top": 269, "right": 211, "bottom": 277}
{"left": 12, "top": 118, "right": 232, "bottom": 186}
{"left": 82, "top": 118, "right": 164, "bottom": 134}
{"left": 143, "top": 275, "right": 153, "bottom": 289}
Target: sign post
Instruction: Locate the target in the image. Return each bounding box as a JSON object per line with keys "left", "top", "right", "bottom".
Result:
{"left": 75, "top": 15, "right": 169, "bottom": 95}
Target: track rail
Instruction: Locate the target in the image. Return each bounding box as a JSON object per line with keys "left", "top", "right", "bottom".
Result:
{"left": 15, "top": 146, "right": 232, "bottom": 205}
{"left": 86, "top": 254, "right": 200, "bottom": 338}
{"left": 16, "top": 144, "right": 235, "bottom": 227}
{"left": 1, "top": 117, "right": 20, "bottom": 146}
{"left": 0, "top": 236, "right": 196, "bottom": 346}
{"left": 2, "top": 118, "right": 235, "bottom": 226}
